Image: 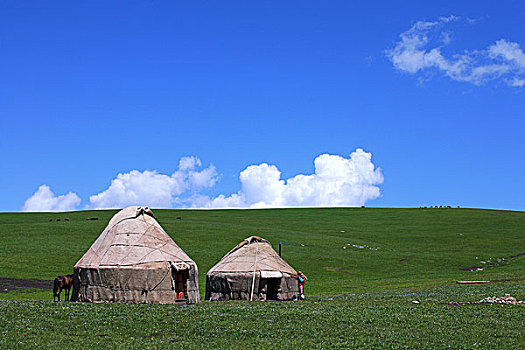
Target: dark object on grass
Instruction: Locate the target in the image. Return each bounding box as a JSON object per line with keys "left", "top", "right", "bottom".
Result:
{"left": 399, "top": 255, "right": 415, "bottom": 262}
{"left": 53, "top": 274, "right": 73, "bottom": 302}
{"left": 176, "top": 217, "right": 182, "bottom": 220}
{"left": 0, "top": 276, "right": 53, "bottom": 292}
{"left": 460, "top": 266, "right": 483, "bottom": 271}
{"left": 56, "top": 219, "right": 61, "bottom": 222}
{"left": 456, "top": 280, "right": 491, "bottom": 284}
{"left": 65, "top": 218, "right": 69, "bottom": 221}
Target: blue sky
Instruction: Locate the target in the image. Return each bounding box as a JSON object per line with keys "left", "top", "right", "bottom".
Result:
{"left": 1, "top": 1, "right": 524, "bottom": 211}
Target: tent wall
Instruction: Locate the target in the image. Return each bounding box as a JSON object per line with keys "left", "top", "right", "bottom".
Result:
{"left": 73, "top": 262, "right": 200, "bottom": 304}
{"left": 205, "top": 272, "right": 298, "bottom": 301}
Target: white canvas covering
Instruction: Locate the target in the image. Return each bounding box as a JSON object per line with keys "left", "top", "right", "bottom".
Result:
{"left": 205, "top": 236, "right": 299, "bottom": 301}
{"left": 71, "top": 206, "right": 200, "bottom": 304}
{"left": 260, "top": 271, "right": 283, "bottom": 278}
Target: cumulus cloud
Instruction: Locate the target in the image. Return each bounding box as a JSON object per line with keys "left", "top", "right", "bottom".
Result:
{"left": 22, "top": 151, "right": 384, "bottom": 211}
{"left": 387, "top": 16, "right": 525, "bottom": 86}
{"left": 203, "top": 148, "right": 383, "bottom": 209}
{"left": 88, "top": 156, "right": 218, "bottom": 209}
{"left": 22, "top": 185, "right": 81, "bottom": 212}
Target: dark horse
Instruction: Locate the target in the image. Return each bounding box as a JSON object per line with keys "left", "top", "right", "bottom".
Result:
{"left": 53, "top": 274, "right": 73, "bottom": 302}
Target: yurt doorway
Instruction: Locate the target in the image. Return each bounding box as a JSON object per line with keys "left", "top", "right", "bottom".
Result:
{"left": 171, "top": 262, "right": 190, "bottom": 303}
{"left": 265, "top": 278, "right": 281, "bottom": 300}
{"left": 260, "top": 271, "right": 282, "bottom": 301}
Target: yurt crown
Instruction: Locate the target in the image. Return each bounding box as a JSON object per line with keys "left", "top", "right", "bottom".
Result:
{"left": 136, "top": 206, "right": 155, "bottom": 218}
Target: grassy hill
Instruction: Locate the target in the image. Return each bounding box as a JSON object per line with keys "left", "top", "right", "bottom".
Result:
{"left": 0, "top": 208, "right": 524, "bottom": 349}
{"left": 0, "top": 207, "right": 523, "bottom": 297}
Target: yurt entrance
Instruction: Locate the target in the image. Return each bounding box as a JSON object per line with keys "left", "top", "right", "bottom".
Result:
{"left": 171, "top": 262, "right": 190, "bottom": 304}
{"left": 260, "top": 271, "right": 282, "bottom": 300}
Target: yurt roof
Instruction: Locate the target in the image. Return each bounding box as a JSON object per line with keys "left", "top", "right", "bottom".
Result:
{"left": 208, "top": 236, "right": 297, "bottom": 275}
{"left": 75, "top": 206, "right": 193, "bottom": 268}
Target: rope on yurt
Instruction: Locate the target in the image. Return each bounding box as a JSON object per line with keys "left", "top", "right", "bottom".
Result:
{"left": 150, "top": 265, "right": 171, "bottom": 292}
{"left": 250, "top": 245, "right": 259, "bottom": 301}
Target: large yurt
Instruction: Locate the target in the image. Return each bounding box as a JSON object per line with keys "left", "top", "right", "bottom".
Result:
{"left": 71, "top": 206, "right": 200, "bottom": 304}
{"left": 205, "top": 236, "right": 299, "bottom": 301}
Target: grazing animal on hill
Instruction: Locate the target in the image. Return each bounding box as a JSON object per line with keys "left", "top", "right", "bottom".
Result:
{"left": 53, "top": 274, "right": 74, "bottom": 302}
{"left": 176, "top": 217, "right": 182, "bottom": 220}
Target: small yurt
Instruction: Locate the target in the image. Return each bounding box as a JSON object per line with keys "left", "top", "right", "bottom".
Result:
{"left": 205, "top": 236, "right": 298, "bottom": 301}
{"left": 71, "top": 206, "right": 200, "bottom": 304}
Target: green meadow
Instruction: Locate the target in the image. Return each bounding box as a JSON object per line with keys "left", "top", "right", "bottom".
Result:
{"left": 0, "top": 208, "right": 524, "bottom": 348}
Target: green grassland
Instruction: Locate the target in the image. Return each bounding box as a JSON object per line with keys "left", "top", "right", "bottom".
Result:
{"left": 0, "top": 208, "right": 524, "bottom": 348}
{"left": 2, "top": 284, "right": 524, "bottom": 349}
{"left": 1, "top": 208, "right": 523, "bottom": 296}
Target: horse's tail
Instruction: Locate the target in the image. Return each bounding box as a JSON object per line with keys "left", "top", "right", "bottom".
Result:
{"left": 53, "top": 278, "right": 59, "bottom": 296}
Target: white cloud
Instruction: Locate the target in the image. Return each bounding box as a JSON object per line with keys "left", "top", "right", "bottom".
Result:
{"left": 510, "top": 77, "right": 525, "bottom": 87}
{"left": 22, "top": 185, "right": 81, "bottom": 212}
{"left": 88, "top": 156, "right": 218, "bottom": 209}
{"left": 178, "top": 156, "right": 201, "bottom": 171}
{"left": 387, "top": 16, "right": 525, "bottom": 87}
{"left": 203, "top": 148, "right": 383, "bottom": 209}
{"left": 22, "top": 151, "right": 384, "bottom": 211}
{"left": 489, "top": 39, "right": 525, "bottom": 68}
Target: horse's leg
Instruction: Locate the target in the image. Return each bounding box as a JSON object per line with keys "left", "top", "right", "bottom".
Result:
{"left": 66, "top": 288, "right": 70, "bottom": 301}
{"left": 58, "top": 289, "right": 61, "bottom": 302}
